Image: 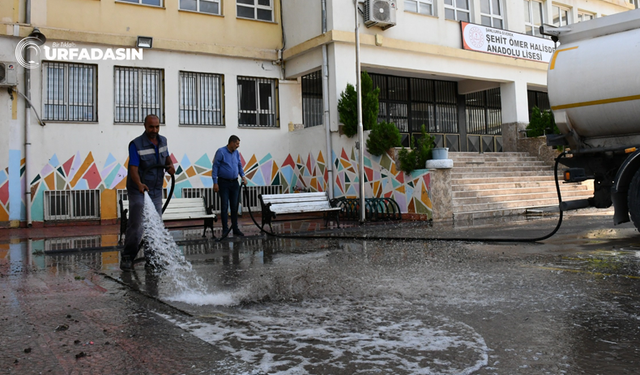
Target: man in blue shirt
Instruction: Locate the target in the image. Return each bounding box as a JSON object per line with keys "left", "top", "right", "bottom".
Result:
{"left": 212, "top": 135, "right": 247, "bottom": 236}
{"left": 121, "top": 114, "right": 175, "bottom": 271}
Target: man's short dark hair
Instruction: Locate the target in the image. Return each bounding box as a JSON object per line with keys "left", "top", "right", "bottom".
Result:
{"left": 144, "top": 114, "right": 159, "bottom": 124}
{"left": 229, "top": 135, "right": 240, "bottom": 144}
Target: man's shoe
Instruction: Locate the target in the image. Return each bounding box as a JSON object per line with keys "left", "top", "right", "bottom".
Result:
{"left": 233, "top": 229, "right": 245, "bottom": 237}
{"left": 120, "top": 255, "right": 133, "bottom": 271}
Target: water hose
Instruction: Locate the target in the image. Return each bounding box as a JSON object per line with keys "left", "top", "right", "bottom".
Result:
{"left": 239, "top": 152, "right": 567, "bottom": 244}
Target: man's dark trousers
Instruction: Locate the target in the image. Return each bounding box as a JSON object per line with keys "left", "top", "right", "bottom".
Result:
{"left": 218, "top": 178, "right": 240, "bottom": 232}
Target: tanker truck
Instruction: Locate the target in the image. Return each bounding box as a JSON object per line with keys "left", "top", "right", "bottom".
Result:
{"left": 540, "top": 8, "right": 640, "bottom": 230}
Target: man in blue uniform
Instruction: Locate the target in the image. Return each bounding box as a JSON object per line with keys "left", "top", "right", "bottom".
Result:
{"left": 212, "top": 135, "right": 247, "bottom": 237}
{"left": 120, "top": 114, "right": 175, "bottom": 271}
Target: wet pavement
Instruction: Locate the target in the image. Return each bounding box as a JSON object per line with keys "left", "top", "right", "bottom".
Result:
{"left": 3, "top": 209, "right": 640, "bottom": 374}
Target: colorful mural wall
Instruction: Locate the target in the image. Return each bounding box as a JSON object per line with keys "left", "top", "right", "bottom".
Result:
{"left": 0, "top": 146, "right": 432, "bottom": 224}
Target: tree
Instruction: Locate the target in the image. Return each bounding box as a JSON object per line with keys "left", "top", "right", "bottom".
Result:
{"left": 337, "top": 71, "right": 380, "bottom": 138}
{"left": 526, "top": 106, "right": 559, "bottom": 137}
{"left": 366, "top": 121, "right": 401, "bottom": 156}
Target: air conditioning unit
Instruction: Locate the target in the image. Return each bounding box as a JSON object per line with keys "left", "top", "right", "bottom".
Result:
{"left": 364, "top": 0, "right": 397, "bottom": 30}
{"left": 0, "top": 62, "right": 18, "bottom": 87}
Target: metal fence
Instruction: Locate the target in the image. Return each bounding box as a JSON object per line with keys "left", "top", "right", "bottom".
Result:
{"left": 44, "top": 190, "right": 101, "bottom": 221}
{"left": 182, "top": 185, "right": 283, "bottom": 213}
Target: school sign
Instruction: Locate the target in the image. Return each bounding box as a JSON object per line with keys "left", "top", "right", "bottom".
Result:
{"left": 461, "top": 22, "right": 555, "bottom": 63}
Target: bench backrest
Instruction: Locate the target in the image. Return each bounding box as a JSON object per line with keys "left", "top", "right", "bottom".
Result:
{"left": 120, "top": 197, "right": 213, "bottom": 220}
{"left": 260, "top": 192, "right": 339, "bottom": 214}
{"left": 260, "top": 192, "right": 330, "bottom": 205}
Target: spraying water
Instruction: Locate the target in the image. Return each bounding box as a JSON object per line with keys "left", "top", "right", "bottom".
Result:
{"left": 141, "top": 192, "right": 236, "bottom": 305}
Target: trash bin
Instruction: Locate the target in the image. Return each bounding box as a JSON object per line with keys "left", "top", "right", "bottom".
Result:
{"left": 432, "top": 147, "right": 449, "bottom": 160}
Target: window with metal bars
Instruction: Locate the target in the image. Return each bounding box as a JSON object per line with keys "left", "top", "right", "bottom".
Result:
{"left": 527, "top": 90, "right": 550, "bottom": 114}
{"left": 179, "top": 71, "right": 224, "bottom": 126}
{"left": 302, "top": 70, "right": 323, "bottom": 128}
{"left": 180, "top": 0, "right": 220, "bottom": 14}
{"left": 444, "top": 0, "right": 470, "bottom": 22}
{"left": 44, "top": 190, "right": 100, "bottom": 221}
{"left": 237, "top": 76, "right": 278, "bottom": 128}
{"left": 465, "top": 88, "right": 502, "bottom": 135}
{"left": 114, "top": 66, "right": 164, "bottom": 123}
{"left": 371, "top": 73, "right": 458, "bottom": 147}
{"left": 237, "top": 0, "right": 273, "bottom": 21}
{"left": 43, "top": 62, "right": 97, "bottom": 122}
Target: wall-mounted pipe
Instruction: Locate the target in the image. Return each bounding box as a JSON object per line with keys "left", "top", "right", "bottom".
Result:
{"left": 322, "top": 0, "right": 334, "bottom": 199}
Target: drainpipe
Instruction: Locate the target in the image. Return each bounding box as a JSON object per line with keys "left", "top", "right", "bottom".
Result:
{"left": 321, "top": 0, "right": 334, "bottom": 199}
{"left": 25, "top": 0, "right": 32, "bottom": 226}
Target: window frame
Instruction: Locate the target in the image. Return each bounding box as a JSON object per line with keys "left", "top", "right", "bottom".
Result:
{"left": 552, "top": 4, "right": 571, "bottom": 27}
{"left": 116, "top": 0, "right": 164, "bottom": 7}
{"left": 179, "top": 0, "right": 221, "bottom": 15}
{"left": 301, "top": 70, "right": 323, "bottom": 128}
{"left": 237, "top": 76, "right": 279, "bottom": 128}
{"left": 524, "top": 0, "right": 544, "bottom": 36}
{"left": 179, "top": 71, "right": 225, "bottom": 126}
{"left": 114, "top": 66, "right": 165, "bottom": 124}
{"left": 404, "top": 0, "right": 434, "bottom": 16}
{"left": 42, "top": 61, "right": 98, "bottom": 123}
{"left": 480, "top": 0, "right": 504, "bottom": 29}
{"left": 444, "top": 0, "right": 470, "bottom": 22}
{"left": 237, "top": 0, "right": 273, "bottom": 22}
{"left": 577, "top": 11, "right": 594, "bottom": 22}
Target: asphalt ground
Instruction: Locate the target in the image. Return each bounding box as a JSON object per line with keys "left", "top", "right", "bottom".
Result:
{"left": 3, "top": 208, "right": 640, "bottom": 374}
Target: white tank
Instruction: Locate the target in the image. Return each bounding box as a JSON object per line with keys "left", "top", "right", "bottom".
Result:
{"left": 547, "top": 9, "right": 640, "bottom": 149}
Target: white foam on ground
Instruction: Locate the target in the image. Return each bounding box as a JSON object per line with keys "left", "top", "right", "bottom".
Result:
{"left": 142, "top": 193, "right": 240, "bottom": 305}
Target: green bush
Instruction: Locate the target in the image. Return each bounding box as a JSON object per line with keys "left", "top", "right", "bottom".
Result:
{"left": 337, "top": 71, "right": 380, "bottom": 138}
{"left": 398, "top": 125, "right": 435, "bottom": 174}
{"left": 526, "top": 106, "right": 559, "bottom": 137}
{"left": 366, "top": 121, "right": 401, "bottom": 156}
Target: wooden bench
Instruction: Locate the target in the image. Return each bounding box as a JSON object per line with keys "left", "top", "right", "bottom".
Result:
{"left": 258, "top": 192, "right": 342, "bottom": 232}
{"left": 119, "top": 197, "right": 217, "bottom": 242}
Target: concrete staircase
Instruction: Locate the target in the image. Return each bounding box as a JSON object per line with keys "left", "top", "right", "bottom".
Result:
{"left": 449, "top": 152, "right": 593, "bottom": 221}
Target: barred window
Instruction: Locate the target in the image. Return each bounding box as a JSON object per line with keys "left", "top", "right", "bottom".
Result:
{"left": 444, "top": 0, "right": 470, "bottom": 22}
{"left": 237, "top": 0, "right": 273, "bottom": 21}
{"left": 180, "top": 0, "right": 220, "bottom": 15}
{"left": 43, "top": 62, "right": 97, "bottom": 122}
{"left": 179, "top": 71, "right": 224, "bottom": 126}
{"left": 114, "top": 66, "right": 164, "bottom": 123}
{"left": 117, "top": 0, "right": 162, "bottom": 6}
{"left": 302, "top": 70, "right": 323, "bottom": 128}
{"left": 404, "top": 0, "right": 433, "bottom": 16}
{"left": 465, "top": 88, "right": 502, "bottom": 135}
{"left": 237, "top": 76, "right": 278, "bottom": 128}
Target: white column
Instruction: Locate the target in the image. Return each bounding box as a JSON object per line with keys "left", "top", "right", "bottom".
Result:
{"left": 500, "top": 80, "right": 530, "bottom": 151}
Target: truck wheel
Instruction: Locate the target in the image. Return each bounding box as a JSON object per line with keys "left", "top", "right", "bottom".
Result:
{"left": 628, "top": 169, "right": 640, "bottom": 230}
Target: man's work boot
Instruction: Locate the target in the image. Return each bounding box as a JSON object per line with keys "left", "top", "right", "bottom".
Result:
{"left": 120, "top": 254, "right": 133, "bottom": 271}
{"left": 233, "top": 229, "right": 245, "bottom": 236}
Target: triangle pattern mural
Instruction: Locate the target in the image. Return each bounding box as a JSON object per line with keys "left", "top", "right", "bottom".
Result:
{"left": 8, "top": 144, "right": 432, "bottom": 223}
